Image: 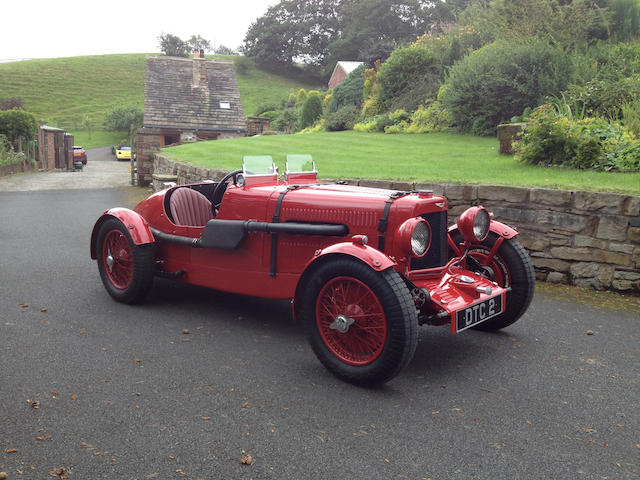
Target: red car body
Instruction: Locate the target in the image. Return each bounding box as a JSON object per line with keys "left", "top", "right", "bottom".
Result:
{"left": 73, "top": 145, "right": 87, "bottom": 165}
{"left": 91, "top": 156, "right": 534, "bottom": 384}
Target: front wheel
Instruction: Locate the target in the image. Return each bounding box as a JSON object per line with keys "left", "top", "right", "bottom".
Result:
{"left": 301, "top": 258, "right": 418, "bottom": 386}
{"left": 450, "top": 231, "right": 535, "bottom": 331}
{"left": 96, "top": 218, "right": 154, "bottom": 304}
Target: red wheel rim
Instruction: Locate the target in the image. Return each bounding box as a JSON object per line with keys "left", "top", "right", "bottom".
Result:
{"left": 102, "top": 229, "right": 134, "bottom": 290}
{"left": 469, "top": 249, "right": 510, "bottom": 287}
{"left": 316, "top": 276, "right": 387, "bottom": 366}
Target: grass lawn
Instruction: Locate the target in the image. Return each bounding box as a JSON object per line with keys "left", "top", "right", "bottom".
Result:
{"left": 162, "top": 131, "right": 640, "bottom": 194}
{"left": 70, "top": 130, "right": 128, "bottom": 150}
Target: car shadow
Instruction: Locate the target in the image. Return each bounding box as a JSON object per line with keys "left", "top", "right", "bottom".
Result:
{"left": 146, "top": 278, "right": 515, "bottom": 391}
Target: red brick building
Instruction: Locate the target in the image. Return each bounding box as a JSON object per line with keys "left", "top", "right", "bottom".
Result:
{"left": 328, "top": 61, "right": 364, "bottom": 90}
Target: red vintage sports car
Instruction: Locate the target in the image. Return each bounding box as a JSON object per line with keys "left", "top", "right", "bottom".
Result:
{"left": 90, "top": 155, "right": 535, "bottom": 385}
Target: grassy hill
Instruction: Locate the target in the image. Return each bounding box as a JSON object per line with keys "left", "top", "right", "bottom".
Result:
{"left": 0, "top": 53, "right": 320, "bottom": 136}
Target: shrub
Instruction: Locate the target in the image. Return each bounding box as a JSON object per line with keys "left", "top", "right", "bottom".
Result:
{"left": 234, "top": 56, "right": 252, "bottom": 75}
{"left": 325, "top": 105, "right": 359, "bottom": 131}
{"left": 562, "top": 75, "right": 640, "bottom": 119}
{"left": 297, "top": 119, "right": 325, "bottom": 134}
{"left": 328, "top": 65, "right": 366, "bottom": 114}
{"left": 405, "top": 102, "right": 451, "bottom": 134}
{"left": 515, "top": 104, "right": 640, "bottom": 172}
{"left": 1, "top": 98, "right": 24, "bottom": 111}
{"left": 104, "top": 105, "right": 143, "bottom": 131}
{"left": 272, "top": 108, "right": 300, "bottom": 133}
{"left": 300, "top": 93, "right": 323, "bottom": 128}
{"left": 377, "top": 46, "right": 441, "bottom": 111}
{"left": 354, "top": 117, "right": 379, "bottom": 132}
{"left": 296, "top": 89, "right": 308, "bottom": 106}
{"left": 441, "top": 39, "right": 572, "bottom": 136}
{"left": 0, "top": 109, "right": 38, "bottom": 144}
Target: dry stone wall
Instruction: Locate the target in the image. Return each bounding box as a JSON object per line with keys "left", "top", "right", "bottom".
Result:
{"left": 154, "top": 153, "right": 640, "bottom": 293}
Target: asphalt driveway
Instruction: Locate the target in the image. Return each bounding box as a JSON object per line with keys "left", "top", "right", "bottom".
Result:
{"left": 0, "top": 167, "right": 638, "bottom": 479}
{"left": 0, "top": 147, "right": 132, "bottom": 191}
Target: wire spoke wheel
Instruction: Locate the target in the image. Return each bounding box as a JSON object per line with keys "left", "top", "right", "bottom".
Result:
{"left": 302, "top": 258, "right": 417, "bottom": 386}
{"left": 316, "top": 276, "right": 387, "bottom": 366}
{"left": 102, "top": 229, "right": 134, "bottom": 290}
{"left": 96, "top": 218, "right": 154, "bottom": 304}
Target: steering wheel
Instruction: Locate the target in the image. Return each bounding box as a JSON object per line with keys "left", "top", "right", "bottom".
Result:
{"left": 211, "top": 169, "right": 243, "bottom": 213}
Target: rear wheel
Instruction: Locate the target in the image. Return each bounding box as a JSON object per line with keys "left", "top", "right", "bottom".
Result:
{"left": 96, "top": 218, "right": 154, "bottom": 304}
{"left": 302, "top": 258, "right": 418, "bottom": 386}
{"left": 450, "top": 231, "right": 535, "bottom": 331}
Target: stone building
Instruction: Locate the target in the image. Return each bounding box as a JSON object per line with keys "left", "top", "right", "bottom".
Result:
{"left": 136, "top": 56, "right": 246, "bottom": 186}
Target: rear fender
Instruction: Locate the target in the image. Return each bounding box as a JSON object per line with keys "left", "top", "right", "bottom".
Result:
{"left": 90, "top": 208, "right": 154, "bottom": 259}
{"left": 292, "top": 241, "right": 396, "bottom": 321}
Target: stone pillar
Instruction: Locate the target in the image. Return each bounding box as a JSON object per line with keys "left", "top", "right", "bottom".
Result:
{"left": 497, "top": 123, "right": 527, "bottom": 154}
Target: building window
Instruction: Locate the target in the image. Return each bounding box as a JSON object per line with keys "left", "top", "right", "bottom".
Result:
{"left": 219, "top": 102, "right": 231, "bottom": 109}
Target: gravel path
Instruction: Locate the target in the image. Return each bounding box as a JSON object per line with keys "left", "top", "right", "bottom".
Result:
{"left": 0, "top": 146, "right": 133, "bottom": 191}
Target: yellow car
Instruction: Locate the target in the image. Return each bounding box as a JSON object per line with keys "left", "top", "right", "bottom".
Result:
{"left": 115, "top": 145, "right": 136, "bottom": 161}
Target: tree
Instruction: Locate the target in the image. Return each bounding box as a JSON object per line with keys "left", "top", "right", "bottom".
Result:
{"left": 0, "top": 109, "right": 38, "bottom": 145}
{"left": 215, "top": 45, "right": 238, "bottom": 55}
{"left": 158, "top": 33, "right": 190, "bottom": 57}
{"left": 301, "top": 93, "right": 324, "bottom": 127}
{"left": 187, "top": 35, "right": 212, "bottom": 53}
{"left": 243, "top": 0, "right": 343, "bottom": 67}
{"left": 243, "top": 0, "right": 459, "bottom": 71}
{"left": 326, "top": 0, "right": 431, "bottom": 66}
{"left": 104, "top": 105, "right": 144, "bottom": 131}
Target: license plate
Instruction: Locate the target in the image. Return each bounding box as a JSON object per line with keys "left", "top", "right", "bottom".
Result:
{"left": 455, "top": 294, "right": 504, "bottom": 333}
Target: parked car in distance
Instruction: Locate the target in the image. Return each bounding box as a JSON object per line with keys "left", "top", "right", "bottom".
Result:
{"left": 90, "top": 155, "right": 535, "bottom": 385}
{"left": 73, "top": 145, "right": 87, "bottom": 165}
{"left": 115, "top": 145, "right": 135, "bottom": 161}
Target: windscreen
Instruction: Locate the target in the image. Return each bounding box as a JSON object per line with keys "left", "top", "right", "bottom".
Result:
{"left": 286, "top": 154, "right": 315, "bottom": 174}
{"left": 243, "top": 155, "right": 276, "bottom": 176}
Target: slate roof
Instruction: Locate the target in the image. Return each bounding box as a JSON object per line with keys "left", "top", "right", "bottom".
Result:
{"left": 143, "top": 56, "right": 246, "bottom": 133}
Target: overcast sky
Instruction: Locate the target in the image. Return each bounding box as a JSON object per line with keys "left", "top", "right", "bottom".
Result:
{"left": 0, "top": 0, "right": 278, "bottom": 61}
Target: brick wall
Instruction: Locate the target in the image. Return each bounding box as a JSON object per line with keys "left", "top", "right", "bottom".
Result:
{"left": 153, "top": 153, "right": 640, "bottom": 293}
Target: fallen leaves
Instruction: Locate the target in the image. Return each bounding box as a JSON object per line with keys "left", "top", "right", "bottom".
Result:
{"left": 241, "top": 401, "right": 250, "bottom": 409}
{"left": 49, "top": 467, "right": 69, "bottom": 479}
{"left": 5, "top": 448, "right": 17, "bottom": 454}
{"left": 240, "top": 450, "right": 253, "bottom": 465}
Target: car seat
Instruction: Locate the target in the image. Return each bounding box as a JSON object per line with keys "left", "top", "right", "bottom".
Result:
{"left": 169, "top": 188, "right": 215, "bottom": 226}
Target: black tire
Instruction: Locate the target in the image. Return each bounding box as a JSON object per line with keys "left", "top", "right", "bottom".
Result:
{"left": 96, "top": 218, "right": 154, "bottom": 304}
{"left": 301, "top": 257, "right": 418, "bottom": 386}
{"left": 450, "top": 230, "right": 535, "bottom": 331}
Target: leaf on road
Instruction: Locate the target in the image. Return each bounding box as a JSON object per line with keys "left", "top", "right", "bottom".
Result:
{"left": 242, "top": 401, "right": 250, "bottom": 408}
{"left": 182, "top": 329, "right": 190, "bottom": 334}
{"left": 241, "top": 454, "right": 253, "bottom": 465}
{"left": 6, "top": 448, "right": 17, "bottom": 454}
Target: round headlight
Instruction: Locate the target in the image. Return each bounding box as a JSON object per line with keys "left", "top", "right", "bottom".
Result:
{"left": 473, "top": 208, "right": 490, "bottom": 241}
{"left": 411, "top": 221, "right": 430, "bottom": 256}
{"left": 458, "top": 206, "right": 491, "bottom": 243}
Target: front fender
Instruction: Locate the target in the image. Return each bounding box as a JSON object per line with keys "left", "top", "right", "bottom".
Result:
{"left": 292, "top": 241, "right": 397, "bottom": 322}
{"left": 448, "top": 220, "right": 518, "bottom": 256}
{"left": 313, "top": 242, "right": 396, "bottom": 272}
{"left": 90, "top": 208, "right": 154, "bottom": 259}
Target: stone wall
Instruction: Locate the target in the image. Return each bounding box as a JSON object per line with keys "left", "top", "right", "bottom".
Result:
{"left": 0, "top": 158, "right": 41, "bottom": 177}
{"left": 153, "top": 153, "right": 640, "bottom": 293}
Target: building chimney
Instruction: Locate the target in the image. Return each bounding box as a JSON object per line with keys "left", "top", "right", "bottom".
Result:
{"left": 193, "top": 57, "right": 207, "bottom": 86}
{"left": 199, "top": 49, "right": 205, "bottom": 59}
